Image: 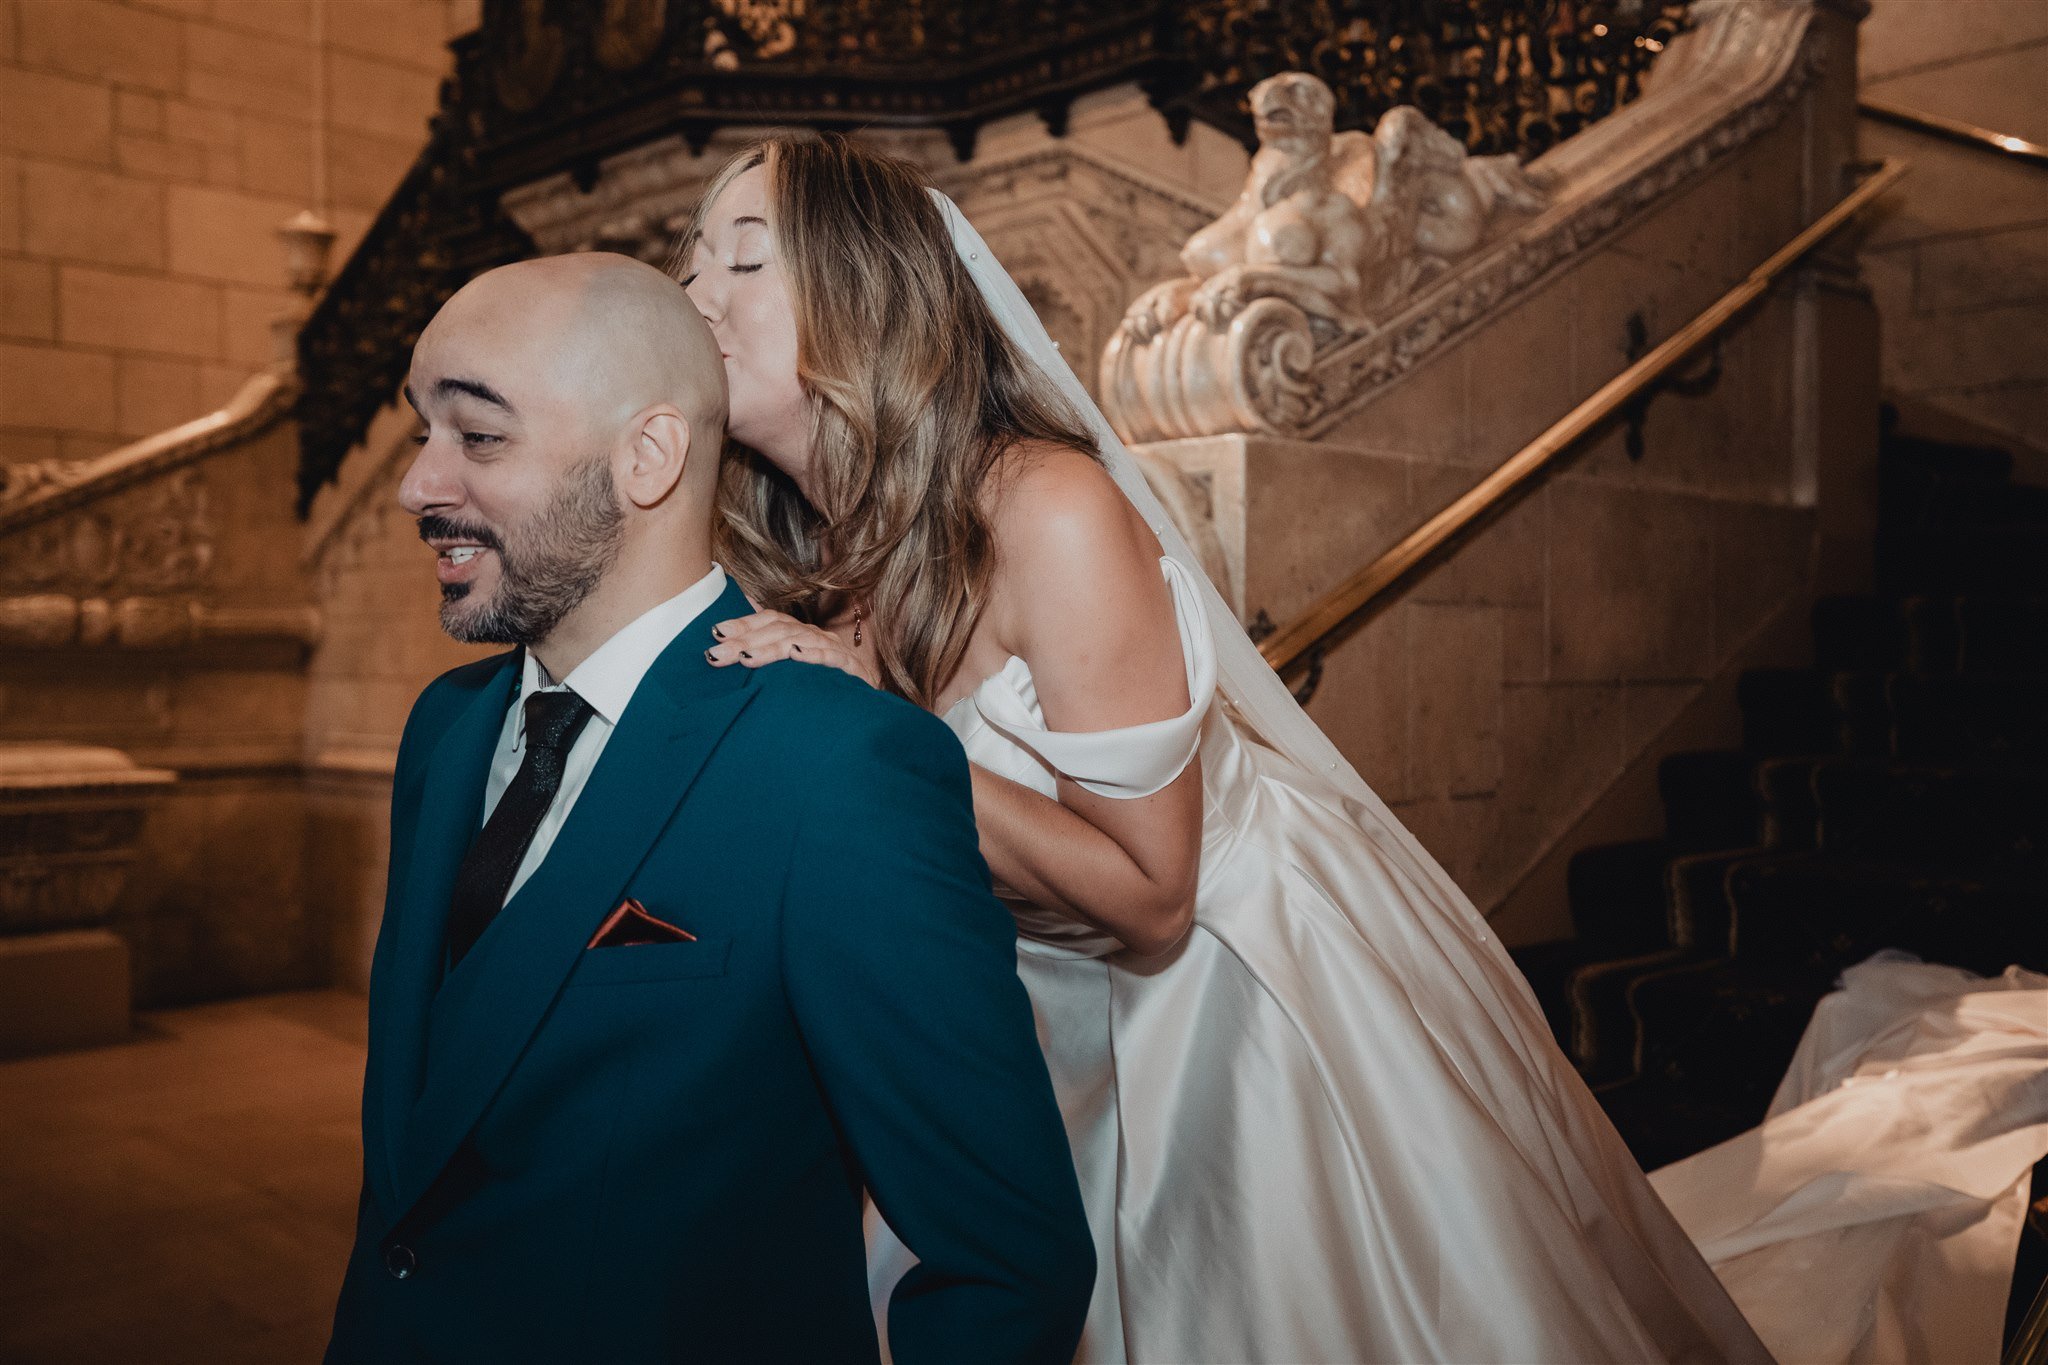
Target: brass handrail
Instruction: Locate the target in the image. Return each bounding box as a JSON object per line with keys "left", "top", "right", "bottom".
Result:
{"left": 1258, "top": 157, "right": 1910, "bottom": 675}
{"left": 1859, "top": 97, "right": 2048, "bottom": 169}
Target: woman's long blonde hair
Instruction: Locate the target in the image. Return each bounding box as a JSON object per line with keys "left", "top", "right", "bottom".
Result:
{"left": 671, "top": 132, "right": 1099, "bottom": 709}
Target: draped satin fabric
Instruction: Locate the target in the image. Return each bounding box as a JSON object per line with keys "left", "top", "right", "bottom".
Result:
{"left": 1651, "top": 957, "right": 2048, "bottom": 1364}
{"left": 868, "top": 558, "right": 1771, "bottom": 1363}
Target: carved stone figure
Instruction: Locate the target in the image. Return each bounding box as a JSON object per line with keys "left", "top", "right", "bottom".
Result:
{"left": 1101, "top": 0, "right": 1823, "bottom": 446}
{"left": 1102, "top": 73, "right": 1547, "bottom": 445}
{"left": 1121, "top": 73, "right": 1545, "bottom": 344}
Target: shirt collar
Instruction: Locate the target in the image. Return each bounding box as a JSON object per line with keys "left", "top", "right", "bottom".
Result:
{"left": 513, "top": 564, "right": 729, "bottom": 747}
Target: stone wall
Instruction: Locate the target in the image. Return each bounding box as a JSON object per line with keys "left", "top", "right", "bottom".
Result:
{"left": 0, "top": 412, "right": 322, "bottom": 1004}
{"left": 0, "top": 0, "right": 469, "bottom": 468}
{"left": 1143, "top": 5, "right": 1880, "bottom": 944}
{"left": 0, "top": 0, "right": 468, "bottom": 1008}
{"left": 1858, "top": 0, "right": 2048, "bottom": 451}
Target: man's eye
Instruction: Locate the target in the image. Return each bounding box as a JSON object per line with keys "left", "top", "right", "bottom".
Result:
{"left": 409, "top": 431, "right": 428, "bottom": 447}
{"left": 461, "top": 432, "right": 502, "bottom": 447}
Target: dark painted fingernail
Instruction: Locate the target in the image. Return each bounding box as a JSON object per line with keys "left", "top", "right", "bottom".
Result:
{"left": 705, "top": 648, "right": 718, "bottom": 663}
{"left": 739, "top": 650, "right": 752, "bottom": 659}
{"left": 793, "top": 644, "right": 803, "bottom": 653}
{"left": 711, "top": 625, "right": 725, "bottom": 639}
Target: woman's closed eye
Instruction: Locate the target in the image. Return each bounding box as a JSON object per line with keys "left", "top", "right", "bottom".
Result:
{"left": 679, "top": 261, "right": 759, "bottom": 287}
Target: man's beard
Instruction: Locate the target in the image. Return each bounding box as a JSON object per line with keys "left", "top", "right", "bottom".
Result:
{"left": 420, "top": 453, "right": 626, "bottom": 646}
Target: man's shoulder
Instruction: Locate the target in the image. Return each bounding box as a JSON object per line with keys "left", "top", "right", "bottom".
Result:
{"left": 405, "top": 650, "right": 516, "bottom": 738}
{"left": 739, "top": 660, "right": 960, "bottom": 768}
{"left": 419, "top": 651, "right": 515, "bottom": 705}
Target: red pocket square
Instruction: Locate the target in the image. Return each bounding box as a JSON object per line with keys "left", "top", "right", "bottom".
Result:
{"left": 587, "top": 898, "right": 698, "bottom": 949}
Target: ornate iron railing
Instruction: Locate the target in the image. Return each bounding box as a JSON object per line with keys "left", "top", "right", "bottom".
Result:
{"left": 295, "top": 0, "right": 1685, "bottom": 515}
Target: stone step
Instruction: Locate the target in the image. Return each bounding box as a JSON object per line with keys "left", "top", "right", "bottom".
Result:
{"left": 1564, "top": 838, "right": 1675, "bottom": 953}
{"left": 1953, "top": 595, "right": 2048, "bottom": 674}
{"left": 1667, "top": 847, "right": 1755, "bottom": 954}
{"left": 1834, "top": 670, "right": 1898, "bottom": 755}
{"left": 1658, "top": 749, "right": 1761, "bottom": 851}
{"left": 1622, "top": 955, "right": 1820, "bottom": 1142}
{"left": 1811, "top": 757, "right": 2048, "bottom": 877}
{"left": 1550, "top": 848, "right": 1777, "bottom": 1087}
{"left": 1881, "top": 470, "right": 2048, "bottom": 533}
{"left": 1738, "top": 667, "right": 1842, "bottom": 755}
{"left": 1880, "top": 434, "right": 2014, "bottom": 485}
{"left": 1595, "top": 1067, "right": 1775, "bottom": 1172}
{"left": 1508, "top": 938, "right": 1599, "bottom": 1056}
{"left": 1890, "top": 673, "right": 2048, "bottom": 763}
{"left": 1877, "top": 526, "right": 2048, "bottom": 597}
{"left": 1756, "top": 756, "right": 1821, "bottom": 850}
{"left": 1811, "top": 594, "right": 2048, "bottom": 676}
{"left": 1739, "top": 668, "right": 2048, "bottom": 761}
{"left": 1563, "top": 946, "right": 1695, "bottom": 1085}
{"left": 1811, "top": 594, "right": 1903, "bottom": 673}
{"left": 1725, "top": 852, "right": 2048, "bottom": 979}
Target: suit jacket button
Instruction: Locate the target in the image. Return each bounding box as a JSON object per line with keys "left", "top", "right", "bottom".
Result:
{"left": 385, "top": 1243, "right": 417, "bottom": 1280}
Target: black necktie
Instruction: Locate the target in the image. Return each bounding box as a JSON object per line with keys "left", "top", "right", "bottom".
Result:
{"left": 444, "top": 689, "right": 598, "bottom": 969}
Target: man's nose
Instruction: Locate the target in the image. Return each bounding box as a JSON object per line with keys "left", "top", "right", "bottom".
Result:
{"left": 398, "top": 434, "right": 462, "bottom": 517}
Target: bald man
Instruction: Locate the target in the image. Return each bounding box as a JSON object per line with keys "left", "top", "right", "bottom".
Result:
{"left": 326, "top": 255, "right": 1094, "bottom": 1365}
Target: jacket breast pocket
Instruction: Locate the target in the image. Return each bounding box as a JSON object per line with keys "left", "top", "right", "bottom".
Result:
{"left": 567, "top": 935, "right": 732, "bottom": 987}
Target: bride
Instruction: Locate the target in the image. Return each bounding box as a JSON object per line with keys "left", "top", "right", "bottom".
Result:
{"left": 675, "top": 131, "right": 1771, "bottom": 1363}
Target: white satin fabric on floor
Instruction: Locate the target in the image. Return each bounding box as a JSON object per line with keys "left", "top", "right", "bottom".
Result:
{"left": 1650, "top": 956, "right": 2048, "bottom": 1365}
{"left": 868, "top": 557, "right": 1769, "bottom": 1363}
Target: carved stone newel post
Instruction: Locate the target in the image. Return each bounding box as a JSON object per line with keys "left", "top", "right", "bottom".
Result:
{"left": 0, "top": 746, "right": 173, "bottom": 1057}
{"left": 1101, "top": 73, "right": 1547, "bottom": 444}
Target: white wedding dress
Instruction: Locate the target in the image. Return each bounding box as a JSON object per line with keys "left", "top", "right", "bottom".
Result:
{"left": 867, "top": 554, "right": 1771, "bottom": 1363}
{"left": 1650, "top": 955, "right": 2048, "bottom": 1365}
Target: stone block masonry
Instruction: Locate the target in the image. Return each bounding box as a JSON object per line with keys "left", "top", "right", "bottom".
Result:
{"left": 0, "top": 0, "right": 475, "bottom": 466}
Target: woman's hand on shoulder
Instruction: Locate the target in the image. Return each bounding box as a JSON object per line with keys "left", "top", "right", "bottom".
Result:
{"left": 706, "top": 610, "right": 880, "bottom": 689}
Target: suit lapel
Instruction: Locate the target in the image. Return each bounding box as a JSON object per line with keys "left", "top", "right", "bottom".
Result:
{"left": 394, "top": 579, "right": 758, "bottom": 1218}
{"left": 368, "top": 651, "right": 518, "bottom": 1213}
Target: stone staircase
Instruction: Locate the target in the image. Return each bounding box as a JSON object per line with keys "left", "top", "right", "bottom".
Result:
{"left": 1514, "top": 418, "right": 2048, "bottom": 1174}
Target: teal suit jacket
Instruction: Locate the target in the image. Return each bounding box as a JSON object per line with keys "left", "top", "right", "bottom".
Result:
{"left": 327, "top": 579, "right": 1093, "bottom": 1363}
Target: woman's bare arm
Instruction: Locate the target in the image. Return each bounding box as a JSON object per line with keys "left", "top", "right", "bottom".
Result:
{"left": 969, "top": 447, "right": 1204, "bottom": 956}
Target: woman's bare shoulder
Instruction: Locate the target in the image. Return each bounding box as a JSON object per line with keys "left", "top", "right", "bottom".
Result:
{"left": 982, "top": 439, "right": 1168, "bottom": 652}
{"left": 985, "top": 439, "right": 1154, "bottom": 567}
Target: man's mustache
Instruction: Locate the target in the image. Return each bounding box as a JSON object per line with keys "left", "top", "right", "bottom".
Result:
{"left": 417, "top": 515, "right": 504, "bottom": 553}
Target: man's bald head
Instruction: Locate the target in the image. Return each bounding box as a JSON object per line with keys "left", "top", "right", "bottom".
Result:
{"left": 400, "top": 252, "right": 732, "bottom": 668}
{"left": 415, "top": 252, "right": 728, "bottom": 481}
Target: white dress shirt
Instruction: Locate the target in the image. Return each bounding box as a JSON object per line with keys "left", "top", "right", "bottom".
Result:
{"left": 480, "top": 564, "right": 728, "bottom": 905}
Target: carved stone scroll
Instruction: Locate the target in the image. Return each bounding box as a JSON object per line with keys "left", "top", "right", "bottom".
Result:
{"left": 1102, "top": 73, "right": 1546, "bottom": 442}
{"left": 1101, "top": 0, "right": 1828, "bottom": 444}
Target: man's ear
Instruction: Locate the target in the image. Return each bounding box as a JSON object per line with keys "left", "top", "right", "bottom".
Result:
{"left": 619, "top": 405, "right": 691, "bottom": 509}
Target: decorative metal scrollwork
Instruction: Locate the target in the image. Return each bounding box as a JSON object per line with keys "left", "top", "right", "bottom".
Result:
{"left": 1618, "top": 310, "right": 1726, "bottom": 463}
{"left": 295, "top": 0, "right": 1689, "bottom": 515}
{"left": 1173, "top": 0, "right": 1688, "bottom": 160}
